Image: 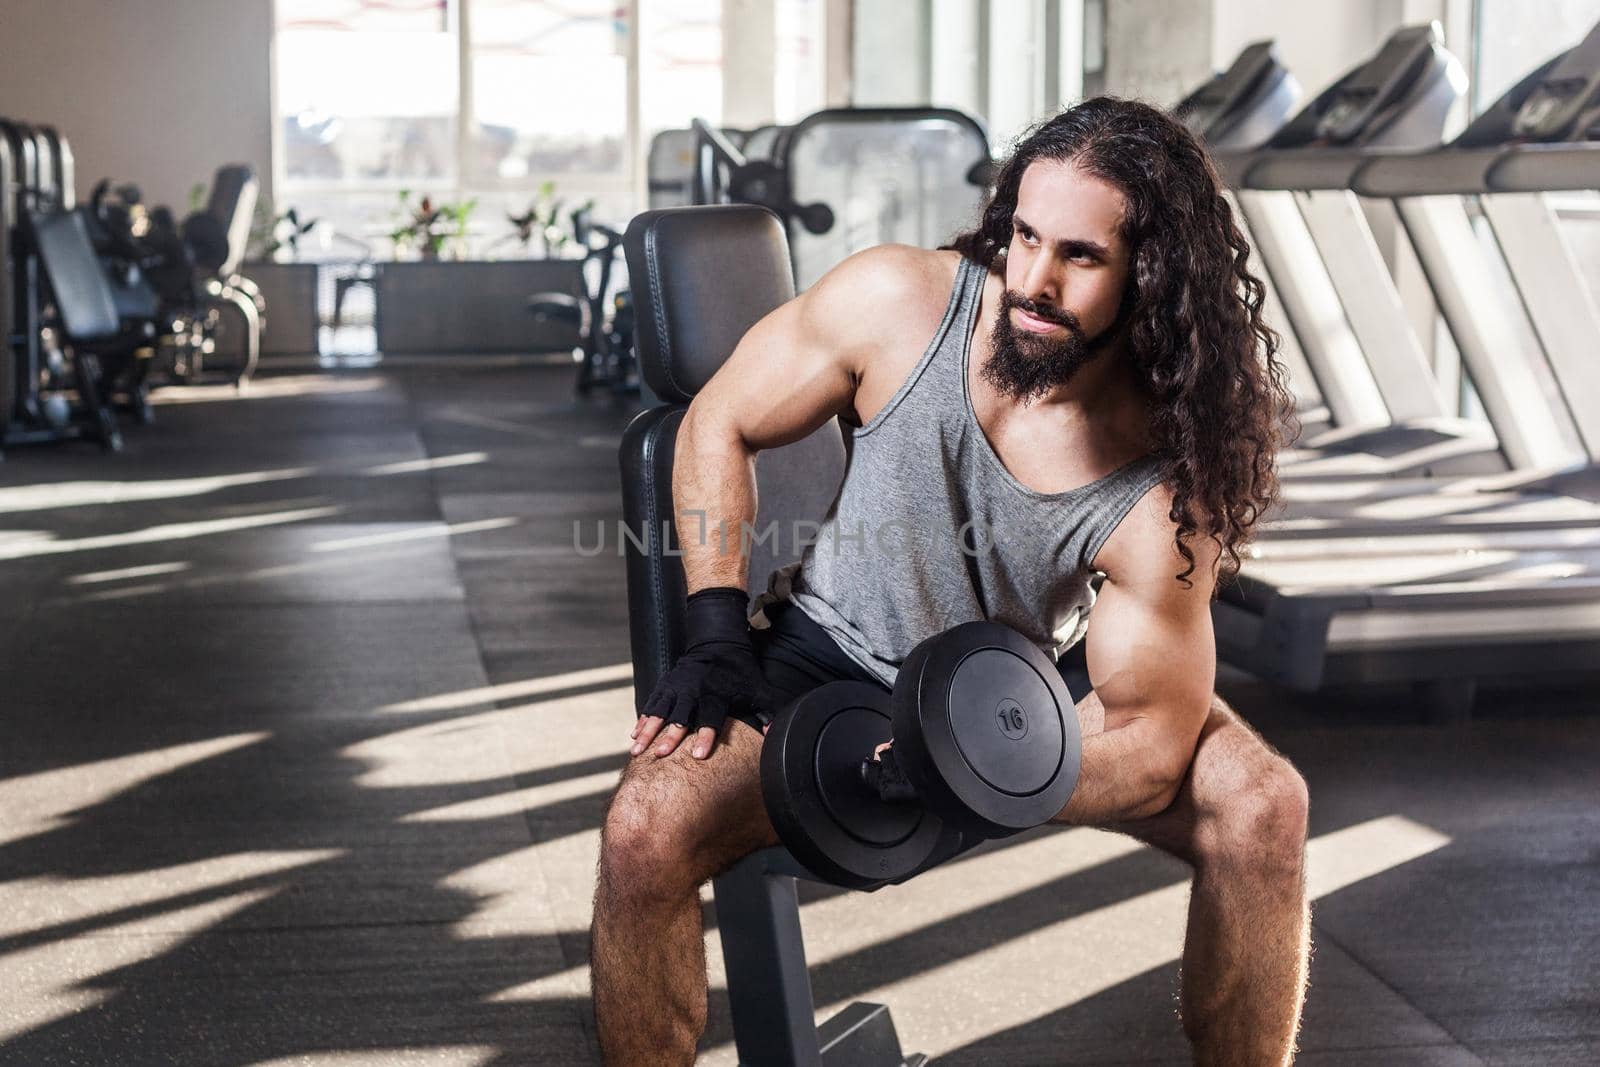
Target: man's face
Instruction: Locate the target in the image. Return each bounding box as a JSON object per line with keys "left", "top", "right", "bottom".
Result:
{"left": 983, "top": 159, "right": 1132, "bottom": 402}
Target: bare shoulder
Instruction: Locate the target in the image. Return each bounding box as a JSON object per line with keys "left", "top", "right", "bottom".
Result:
{"left": 1097, "top": 482, "right": 1223, "bottom": 599}
{"left": 801, "top": 244, "right": 960, "bottom": 341}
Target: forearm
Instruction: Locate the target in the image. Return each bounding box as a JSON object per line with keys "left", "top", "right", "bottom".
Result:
{"left": 1059, "top": 716, "right": 1191, "bottom": 825}
{"left": 674, "top": 404, "right": 760, "bottom": 592}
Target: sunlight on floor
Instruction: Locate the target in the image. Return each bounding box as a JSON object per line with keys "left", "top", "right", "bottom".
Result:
{"left": 0, "top": 733, "right": 270, "bottom": 848}
{"left": 0, "top": 851, "right": 346, "bottom": 942}
{"left": 0, "top": 887, "right": 282, "bottom": 1043}
{"left": 402, "top": 772, "right": 619, "bottom": 823}
{"left": 0, "top": 468, "right": 315, "bottom": 515}
{"left": 378, "top": 663, "right": 635, "bottom": 715}
{"left": 308, "top": 518, "right": 518, "bottom": 553}
{"left": 345, "top": 680, "right": 634, "bottom": 789}
{"left": 808, "top": 814, "right": 1449, "bottom": 1063}
{"left": 151, "top": 375, "right": 389, "bottom": 405}
{"left": 0, "top": 451, "right": 494, "bottom": 523}
{"left": 248, "top": 1051, "right": 498, "bottom": 1067}
{"left": 67, "top": 561, "right": 195, "bottom": 585}
{"left": 0, "top": 734, "right": 349, "bottom": 1044}
{"left": 0, "top": 507, "right": 341, "bottom": 562}
{"left": 61, "top": 536, "right": 461, "bottom": 604}
{"left": 362, "top": 453, "right": 489, "bottom": 476}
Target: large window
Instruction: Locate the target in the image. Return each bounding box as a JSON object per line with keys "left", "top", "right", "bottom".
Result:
{"left": 274, "top": 0, "right": 752, "bottom": 257}
{"left": 277, "top": 0, "right": 458, "bottom": 187}
{"left": 773, "top": 0, "right": 825, "bottom": 123}
{"left": 467, "top": 0, "right": 629, "bottom": 181}
{"left": 639, "top": 0, "right": 723, "bottom": 134}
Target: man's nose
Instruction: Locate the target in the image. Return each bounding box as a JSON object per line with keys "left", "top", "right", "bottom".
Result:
{"left": 1019, "top": 257, "right": 1058, "bottom": 304}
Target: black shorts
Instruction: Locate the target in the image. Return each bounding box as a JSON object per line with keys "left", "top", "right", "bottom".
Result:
{"left": 735, "top": 600, "right": 886, "bottom": 733}
{"left": 735, "top": 602, "right": 1094, "bottom": 734}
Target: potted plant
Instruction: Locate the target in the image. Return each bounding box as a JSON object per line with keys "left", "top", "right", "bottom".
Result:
{"left": 389, "top": 189, "right": 478, "bottom": 260}
{"left": 504, "top": 181, "right": 592, "bottom": 258}
{"left": 247, "top": 198, "right": 319, "bottom": 262}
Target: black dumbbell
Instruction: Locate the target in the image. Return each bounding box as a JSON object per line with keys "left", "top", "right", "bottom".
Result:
{"left": 760, "top": 621, "right": 1082, "bottom": 890}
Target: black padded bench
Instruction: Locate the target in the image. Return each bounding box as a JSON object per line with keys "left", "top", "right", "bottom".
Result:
{"left": 619, "top": 204, "right": 927, "bottom": 1066}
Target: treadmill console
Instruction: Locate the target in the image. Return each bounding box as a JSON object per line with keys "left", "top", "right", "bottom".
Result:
{"left": 1314, "top": 25, "right": 1438, "bottom": 143}
{"left": 1510, "top": 20, "right": 1600, "bottom": 139}
{"left": 1175, "top": 41, "right": 1278, "bottom": 137}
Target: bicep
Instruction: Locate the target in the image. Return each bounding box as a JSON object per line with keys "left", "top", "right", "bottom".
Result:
{"left": 1082, "top": 519, "right": 1218, "bottom": 751}
{"left": 1084, "top": 576, "right": 1215, "bottom": 730}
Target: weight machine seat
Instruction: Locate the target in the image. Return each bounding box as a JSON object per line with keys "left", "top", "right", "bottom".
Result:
{"left": 206, "top": 164, "right": 259, "bottom": 278}
{"left": 619, "top": 205, "right": 923, "bottom": 1066}
{"left": 626, "top": 205, "right": 793, "bottom": 404}
{"left": 26, "top": 208, "right": 119, "bottom": 342}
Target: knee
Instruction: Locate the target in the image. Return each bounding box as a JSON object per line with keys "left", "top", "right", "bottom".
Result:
{"left": 1197, "top": 757, "right": 1309, "bottom": 876}
{"left": 598, "top": 772, "right": 713, "bottom": 903}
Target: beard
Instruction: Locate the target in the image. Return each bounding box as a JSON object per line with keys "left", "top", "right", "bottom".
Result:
{"left": 980, "top": 289, "right": 1113, "bottom": 403}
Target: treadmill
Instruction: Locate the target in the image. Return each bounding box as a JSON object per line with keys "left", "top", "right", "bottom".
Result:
{"left": 1173, "top": 42, "right": 1327, "bottom": 431}
{"left": 1212, "top": 25, "right": 1600, "bottom": 713}
{"left": 1251, "top": 19, "right": 1600, "bottom": 538}
{"left": 1218, "top": 25, "right": 1532, "bottom": 478}
{"left": 1175, "top": 41, "right": 1301, "bottom": 150}
{"left": 1360, "top": 18, "right": 1600, "bottom": 498}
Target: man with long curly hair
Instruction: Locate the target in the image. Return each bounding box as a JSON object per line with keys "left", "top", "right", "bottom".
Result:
{"left": 593, "top": 97, "right": 1307, "bottom": 1064}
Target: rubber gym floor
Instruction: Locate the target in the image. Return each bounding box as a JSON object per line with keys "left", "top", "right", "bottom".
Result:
{"left": 1, "top": 358, "right": 1595, "bottom": 1066}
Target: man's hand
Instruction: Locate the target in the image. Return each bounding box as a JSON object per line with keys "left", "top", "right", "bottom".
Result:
{"left": 630, "top": 588, "right": 785, "bottom": 760}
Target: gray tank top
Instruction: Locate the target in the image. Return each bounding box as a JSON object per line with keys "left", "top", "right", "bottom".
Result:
{"left": 752, "top": 255, "right": 1165, "bottom": 687}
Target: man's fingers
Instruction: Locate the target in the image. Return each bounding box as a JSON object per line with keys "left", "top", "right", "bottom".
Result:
{"left": 691, "top": 726, "right": 718, "bottom": 760}
{"left": 655, "top": 722, "right": 690, "bottom": 757}
{"left": 632, "top": 715, "right": 666, "bottom": 756}
{"left": 642, "top": 688, "right": 675, "bottom": 726}
{"left": 872, "top": 740, "right": 893, "bottom": 759}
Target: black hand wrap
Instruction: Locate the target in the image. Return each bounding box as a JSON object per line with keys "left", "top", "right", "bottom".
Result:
{"left": 859, "top": 746, "right": 918, "bottom": 803}
{"left": 642, "top": 587, "right": 785, "bottom": 734}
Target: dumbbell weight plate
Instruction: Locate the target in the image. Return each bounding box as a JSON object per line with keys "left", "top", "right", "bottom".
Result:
{"left": 761, "top": 681, "right": 946, "bottom": 890}
{"left": 892, "top": 622, "right": 1081, "bottom": 837}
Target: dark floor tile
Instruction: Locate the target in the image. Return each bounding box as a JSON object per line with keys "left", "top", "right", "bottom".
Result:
{"left": 0, "top": 601, "right": 491, "bottom": 736}
{"left": 0, "top": 923, "right": 587, "bottom": 1066}
{"left": 1476, "top": 1038, "right": 1600, "bottom": 1065}
{"left": 1291, "top": 1047, "right": 1482, "bottom": 1066}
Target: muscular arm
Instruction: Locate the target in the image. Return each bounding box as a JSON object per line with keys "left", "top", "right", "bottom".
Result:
{"left": 634, "top": 246, "right": 944, "bottom": 760}
{"left": 1058, "top": 491, "right": 1219, "bottom": 824}
{"left": 673, "top": 245, "right": 933, "bottom": 591}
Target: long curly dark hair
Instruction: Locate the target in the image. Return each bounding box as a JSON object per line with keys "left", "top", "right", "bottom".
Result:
{"left": 947, "top": 96, "right": 1295, "bottom": 587}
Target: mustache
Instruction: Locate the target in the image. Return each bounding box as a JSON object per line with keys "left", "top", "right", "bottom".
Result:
{"left": 1002, "top": 291, "right": 1084, "bottom": 333}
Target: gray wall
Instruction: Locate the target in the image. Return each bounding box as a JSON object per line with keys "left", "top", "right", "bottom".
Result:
{"left": 852, "top": 0, "right": 931, "bottom": 105}
{"left": 1101, "top": 0, "right": 1215, "bottom": 104}
{"left": 724, "top": 0, "right": 779, "bottom": 126}
{"left": 0, "top": 0, "right": 274, "bottom": 212}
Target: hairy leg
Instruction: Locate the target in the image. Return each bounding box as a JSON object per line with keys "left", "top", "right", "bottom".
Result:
{"left": 591, "top": 720, "right": 778, "bottom": 1066}
{"left": 1110, "top": 696, "right": 1311, "bottom": 1065}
